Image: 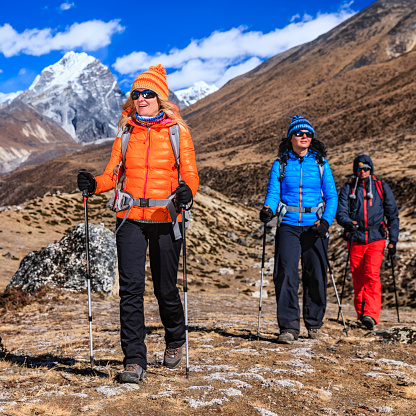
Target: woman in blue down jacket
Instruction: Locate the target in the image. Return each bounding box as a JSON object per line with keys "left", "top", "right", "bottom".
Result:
{"left": 260, "top": 115, "right": 338, "bottom": 343}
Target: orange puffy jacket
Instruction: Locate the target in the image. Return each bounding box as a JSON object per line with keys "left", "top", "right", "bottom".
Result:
{"left": 94, "top": 117, "right": 199, "bottom": 223}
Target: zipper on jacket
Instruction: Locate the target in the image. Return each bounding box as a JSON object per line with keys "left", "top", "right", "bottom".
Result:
{"left": 363, "top": 179, "right": 368, "bottom": 244}
{"left": 298, "top": 162, "right": 303, "bottom": 225}
{"left": 142, "top": 127, "right": 151, "bottom": 219}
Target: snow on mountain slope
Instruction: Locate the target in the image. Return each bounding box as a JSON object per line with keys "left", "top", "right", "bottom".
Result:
{"left": 174, "top": 81, "right": 219, "bottom": 107}
{"left": 0, "top": 91, "right": 23, "bottom": 105}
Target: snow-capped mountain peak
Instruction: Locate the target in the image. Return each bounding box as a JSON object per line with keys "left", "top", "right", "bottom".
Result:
{"left": 21, "top": 51, "right": 125, "bottom": 143}
{"left": 174, "top": 81, "right": 219, "bottom": 107}
{"left": 29, "top": 51, "right": 97, "bottom": 91}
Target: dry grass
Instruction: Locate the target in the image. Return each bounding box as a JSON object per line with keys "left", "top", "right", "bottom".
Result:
{"left": 0, "top": 290, "right": 415, "bottom": 415}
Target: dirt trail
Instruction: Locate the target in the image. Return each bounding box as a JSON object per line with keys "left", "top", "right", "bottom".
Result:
{"left": 0, "top": 290, "right": 416, "bottom": 415}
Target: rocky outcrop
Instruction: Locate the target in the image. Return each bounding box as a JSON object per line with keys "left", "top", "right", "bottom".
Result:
{"left": 7, "top": 223, "right": 117, "bottom": 294}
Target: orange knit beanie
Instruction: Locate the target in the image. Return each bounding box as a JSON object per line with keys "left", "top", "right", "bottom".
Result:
{"left": 131, "top": 64, "right": 169, "bottom": 100}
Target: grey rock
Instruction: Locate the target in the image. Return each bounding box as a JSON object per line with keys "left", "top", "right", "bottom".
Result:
{"left": 237, "top": 237, "right": 248, "bottom": 246}
{"left": 7, "top": 223, "right": 117, "bottom": 294}
{"left": 373, "top": 326, "right": 416, "bottom": 344}
{"left": 226, "top": 231, "right": 238, "bottom": 241}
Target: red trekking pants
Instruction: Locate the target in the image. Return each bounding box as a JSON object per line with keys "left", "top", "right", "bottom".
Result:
{"left": 349, "top": 239, "right": 386, "bottom": 323}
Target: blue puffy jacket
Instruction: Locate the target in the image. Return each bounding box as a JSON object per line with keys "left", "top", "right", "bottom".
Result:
{"left": 264, "top": 150, "right": 338, "bottom": 227}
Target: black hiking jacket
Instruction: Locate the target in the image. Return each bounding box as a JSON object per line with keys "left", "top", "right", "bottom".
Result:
{"left": 336, "top": 155, "right": 399, "bottom": 245}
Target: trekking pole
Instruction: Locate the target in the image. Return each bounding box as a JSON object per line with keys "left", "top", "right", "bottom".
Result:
{"left": 337, "top": 232, "right": 353, "bottom": 323}
{"left": 79, "top": 169, "right": 94, "bottom": 368}
{"left": 389, "top": 253, "right": 400, "bottom": 323}
{"left": 320, "top": 237, "right": 349, "bottom": 336}
{"left": 179, "top": 182, "right": 190, "bottom": 379}
{"left": 257, "top": 222, "right": 267, "bottom": 340}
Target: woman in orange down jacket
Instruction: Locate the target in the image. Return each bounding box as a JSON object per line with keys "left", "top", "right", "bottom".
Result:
{"left": 77, "top": 64, "right": 199, "bottom": 383}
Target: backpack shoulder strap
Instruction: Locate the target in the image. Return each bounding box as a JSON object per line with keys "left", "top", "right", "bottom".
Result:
{"left": 318, "top": 160, "right": 324, "bottom": 188}
{"left": 278, "top": 157, "right": 286, "bottom": 182}
{"left": 373, "top": 177, "right": 384, "bottom": 200}
{"left": 169, "top": 124, "right": 181, "bottom": 179}
{"left": 121, "top": 124, "right": 133, "bottom": 166}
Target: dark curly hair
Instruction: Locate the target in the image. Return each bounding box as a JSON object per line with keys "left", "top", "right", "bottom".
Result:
{"left": 278, "top": 136, "right": 327, "bottom": 164}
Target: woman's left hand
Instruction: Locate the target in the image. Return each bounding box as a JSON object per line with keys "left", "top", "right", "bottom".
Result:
{"left": 175, "top": 182, "right": 193, "bottom": 204}
{"left": 312, "top": 219, "right": 329, "bottom": 238}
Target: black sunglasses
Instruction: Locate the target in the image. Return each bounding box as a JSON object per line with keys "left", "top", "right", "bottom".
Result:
{"left": 294, "top": 131, "right": 314, "bottom": 138}
{"left": 131, "top": 90, "right": 157, "bottom": 100}
{"left": 358, "top": 167, "right": 371, "bottom": 172}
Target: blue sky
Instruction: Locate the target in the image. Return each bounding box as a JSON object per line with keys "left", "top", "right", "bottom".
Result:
{"left": 0, "top": 0, "right": 375, "bottom": 94}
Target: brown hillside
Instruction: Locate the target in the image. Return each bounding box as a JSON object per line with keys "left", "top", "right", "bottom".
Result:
{"left": 0, "top": 100, "right": 80, "bottom": 175}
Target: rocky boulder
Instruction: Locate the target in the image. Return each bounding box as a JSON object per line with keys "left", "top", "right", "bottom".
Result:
{"left": 7, "top": 223, "right": 117, "bottom": 294}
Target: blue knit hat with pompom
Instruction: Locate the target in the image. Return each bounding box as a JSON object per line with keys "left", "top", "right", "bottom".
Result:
{"left": 287, "top": 115, "right": 315, "bottom": 138}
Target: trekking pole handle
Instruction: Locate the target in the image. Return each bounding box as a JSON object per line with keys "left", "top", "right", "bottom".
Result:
{"left": 178, "top": 180, "right": 187, "bottom": 210}
{"left": 78, "top": 169, "right": 90, "bottom": 199}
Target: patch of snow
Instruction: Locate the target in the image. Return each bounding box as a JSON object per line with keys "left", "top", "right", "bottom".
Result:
{"left": 377, "top": 358, "right": 415, "bottom": 369}
{"left": 262, "top": 379, "right": 303, "bottom": 388}
{"left": 96, "top": 384, "right": 139, "bottom": 397}
{"left": 189, "top": 385, "right": 214, "bottom": 391}
{"left": 254, "top": 407, "right": 279, "bottom": 416}
{"left": 261, "top": 347, "right": 284, "bottom": 353}
{"left": 364, "top": 372, "right": 396, "bottom": 378}
{"left": 189, "top": 364, "right": 233, "bottom": 373}
{"left": 219, "top": 388, "right": 242, "bottom": 397}
{"left": 71, "top": 393, "right": 89, "bottom": 398}
{"left": 158, "top": 390, "right": 174, "bottom": 397}
{"left": 230, "top": 347, "right": 258, "bottom": 354}
{"left": 205, "top": 371, "right": 265, "bottom": 381}
{"left": 291, "top": 348, "right": 314, "bottom": 358}
{"left": 188, "top": 397, "right": 229, "bottom": 408}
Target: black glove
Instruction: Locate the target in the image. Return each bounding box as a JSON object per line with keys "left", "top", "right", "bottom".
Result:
{"left": 388, "top": 241, "right": 397, "bottom": 256}
{"left": 345, "top": 221, "right": 359, "bottom": 233}
{"left": 175, "top": 182, "right": 193, "bottom": 205}
{"left": 259, "top": 206, "right": 274, "bottom": 223}
{"left": 77, "top": 171, "right": 96, "bottom": 195}
{"left": 312, "top": 219, "right": 329, "bottom": 238}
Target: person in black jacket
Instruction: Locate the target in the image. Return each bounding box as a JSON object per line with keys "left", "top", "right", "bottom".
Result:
{"left": 336, "top": 155, "right": 399, "bottom": 330}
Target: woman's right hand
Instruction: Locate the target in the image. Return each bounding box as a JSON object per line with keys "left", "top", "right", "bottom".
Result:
{"left": 77, "top": 171, "right": 97, "bottom": 195}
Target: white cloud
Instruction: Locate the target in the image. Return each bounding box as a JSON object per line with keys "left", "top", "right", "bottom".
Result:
{"left": 113, "top": 8, "right": 355, "bottom": 90}
{"left": 0, "top": 20, "right": 124, "bottom": 57}
{"left": 0, "top": 69, "right": 3, "bottom": 74}
{"left": 60, "top": 2, "right": 75, "bottom": 11}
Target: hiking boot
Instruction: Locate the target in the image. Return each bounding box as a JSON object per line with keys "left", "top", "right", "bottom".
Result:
{"left": 361, "top": 316, "right": 376, "bottom": 330}
{"left": 308, "top": 328, "right": 322, "bottom": 339}
{"left": 277, "top": 332, "right": 296, "bottom": 344}
{"left": 163, "top": 346, "right": 183, "bottom": 369}
{"left": 117, "top": 364, "right": 147, "bottom": 384}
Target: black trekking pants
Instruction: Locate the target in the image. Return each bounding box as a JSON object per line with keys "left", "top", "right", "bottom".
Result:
{"left": 116, "top": 219, "right": 185, "bottom": 370}
{"left": 273, "top": 223, "right": 328, "bottom": 338}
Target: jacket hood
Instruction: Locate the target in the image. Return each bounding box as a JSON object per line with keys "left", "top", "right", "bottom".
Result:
{"left": 353, "top": 154, "right": 374, "bottom": 175}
